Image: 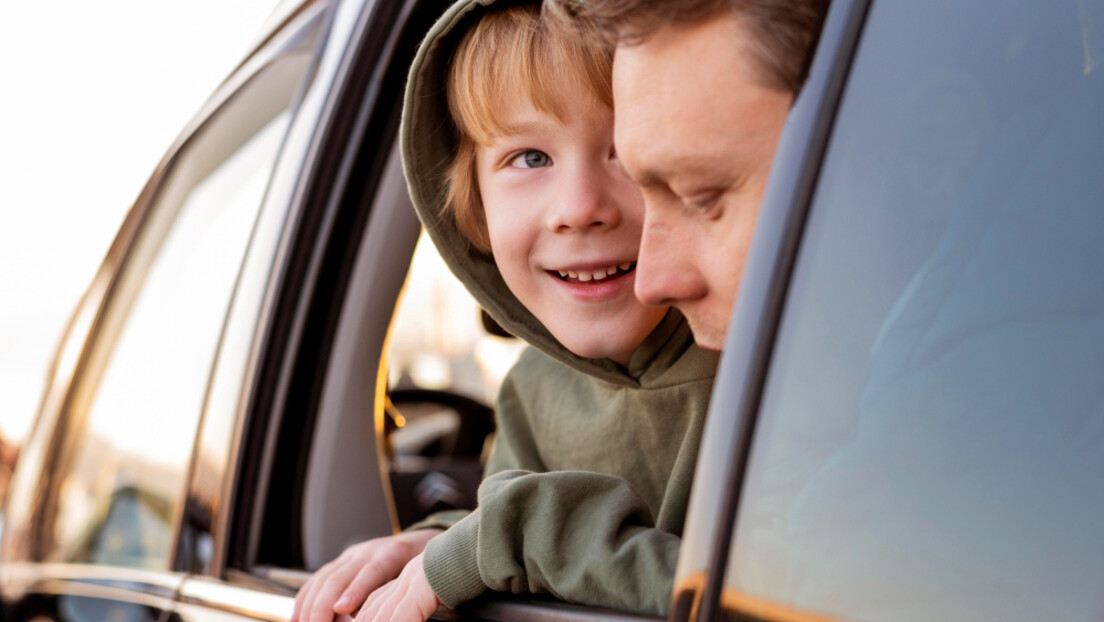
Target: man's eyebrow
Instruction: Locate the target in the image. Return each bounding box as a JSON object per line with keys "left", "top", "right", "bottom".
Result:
{"left": 633, "top": 154, "right": 727, "bottom": 188}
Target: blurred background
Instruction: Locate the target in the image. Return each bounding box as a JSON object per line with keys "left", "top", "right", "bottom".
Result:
{"left": 0, "top": 1, "right": 280, "bottom": 457}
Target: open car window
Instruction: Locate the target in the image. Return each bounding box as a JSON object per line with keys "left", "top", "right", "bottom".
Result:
{"left": 385, "top": 231, "right": 524, "bottom": 528}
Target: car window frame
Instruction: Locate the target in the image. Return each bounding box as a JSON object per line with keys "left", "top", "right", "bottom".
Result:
{"left": 212, "top": 0, "right": 408, "bottom": 581}
{"left": 666, "top": 0, "right": 874, "bottom": 621}
{"left": 171, "top": 0, "right": 335, "bottom": 579}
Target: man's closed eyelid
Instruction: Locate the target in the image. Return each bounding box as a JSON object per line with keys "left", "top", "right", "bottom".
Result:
{"left": 681, "top": 190, "right": 726, "bottom": 216}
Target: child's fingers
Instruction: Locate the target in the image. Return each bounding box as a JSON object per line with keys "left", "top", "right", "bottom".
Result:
{"left": 291, "top": 564, "right": 328, "bottom": 622}
{"left": 385, "top": 556, "right": 438, "bottom": 622}
{"left": 381, "top": 583, "right": 413, "bottom": 622}
{"left": 292, "top": 565, "right": 329, "bottom": 622}
{"left": 390, "top": 593, "right": 431, "bottom": 622}
{"left": 378, "top": 587, "right": 407, "bottom": 622}
{"left": 356, "top": 579, "right": 397, "bottom": 622}
{"left": 300, "top": 559, "right": 362, "bottom": 622}
{"left": 334, "top": 560, "right": 393, "bottom": 614}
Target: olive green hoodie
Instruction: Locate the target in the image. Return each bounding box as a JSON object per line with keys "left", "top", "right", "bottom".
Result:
{"left": 399, "top": 0, "right": 718, "bottom": 614}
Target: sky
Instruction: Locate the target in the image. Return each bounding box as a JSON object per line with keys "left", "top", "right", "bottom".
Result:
{"left": 0, "top": 1, "right": 279, "bottom": 446}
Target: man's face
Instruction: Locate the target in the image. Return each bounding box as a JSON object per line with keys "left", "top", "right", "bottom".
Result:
{"left": 613, "top": 12, "right": 793, "bottom": 350}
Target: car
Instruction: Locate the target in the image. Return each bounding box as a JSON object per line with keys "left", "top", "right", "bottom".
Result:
{"left": 3, "top": 0, "right": 1102, "bottom": 620}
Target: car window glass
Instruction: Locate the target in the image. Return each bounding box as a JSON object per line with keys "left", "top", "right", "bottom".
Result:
{"left": 723, "top": 0, "right": 1104, "bottom": 620}
{"left": 58, "top": 594, "right": 165, "bottom": 622}
{"left": 43, "top": 53, "right": 312, "bottom": 570}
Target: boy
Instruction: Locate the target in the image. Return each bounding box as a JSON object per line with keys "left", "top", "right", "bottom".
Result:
{"left": 292, "top": 2, "right": 716, "bottom": 621}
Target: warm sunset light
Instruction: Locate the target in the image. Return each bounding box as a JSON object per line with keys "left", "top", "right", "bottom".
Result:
{"left": 0, "top": 1, "right": 279, "bottom": 448}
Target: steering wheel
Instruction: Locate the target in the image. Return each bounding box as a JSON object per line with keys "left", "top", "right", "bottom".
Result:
{"left": 386, "top": 388, "right": 495, "bottom": 459}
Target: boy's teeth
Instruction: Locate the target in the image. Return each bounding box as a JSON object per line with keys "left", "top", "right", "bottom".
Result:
{"left": 559, "top": 263, "right": 635, "bottom": 282}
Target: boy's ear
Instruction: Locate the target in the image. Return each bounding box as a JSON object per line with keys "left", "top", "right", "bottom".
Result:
{"left": 480, "top": 308, "right": 514, "bottom": 339}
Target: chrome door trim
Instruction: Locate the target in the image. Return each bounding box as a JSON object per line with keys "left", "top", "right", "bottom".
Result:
{"left": 0, "top": 562, "right": 183, "bottom": 610}
{"left": 176, "top": 575, "right": 294, "bottom": 622}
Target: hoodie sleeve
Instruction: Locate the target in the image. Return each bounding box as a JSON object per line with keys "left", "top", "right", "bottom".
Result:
{"left": 404, "top": 509, "right": 471, "bottom": 532}
{"left": 421, "top": 362, "right": 680, "bottom": 616}
{"left": 424, "top": 470, "right": 680, "bottom": 615}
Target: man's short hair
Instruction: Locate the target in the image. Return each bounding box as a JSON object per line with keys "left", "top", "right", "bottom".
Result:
{"left": 547, "top": 0, "right": 828, "bottom": 93}
{"left": 444, "top": 3, "right": 613, "bottom": 253}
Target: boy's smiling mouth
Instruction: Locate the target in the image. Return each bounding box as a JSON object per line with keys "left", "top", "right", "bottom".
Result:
{"left": 550, "top": 262, "right": 636, "bottom": 283}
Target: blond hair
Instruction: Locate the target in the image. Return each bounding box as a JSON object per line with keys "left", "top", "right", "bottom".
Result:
{"left": 444, "top": 3, "right": 612, "bottom": 253}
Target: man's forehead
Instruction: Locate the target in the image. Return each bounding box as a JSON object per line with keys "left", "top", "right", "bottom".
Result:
{"left": 612, "top": 82, "right": 743, "bottom": 187}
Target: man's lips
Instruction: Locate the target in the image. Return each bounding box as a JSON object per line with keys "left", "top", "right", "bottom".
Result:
{"left": 548, "top": 262, "right": 636, "bottom": 283}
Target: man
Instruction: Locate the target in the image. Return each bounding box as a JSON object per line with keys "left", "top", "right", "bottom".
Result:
{"left": 556, "top": 0, "right": 826, "bottom": 347}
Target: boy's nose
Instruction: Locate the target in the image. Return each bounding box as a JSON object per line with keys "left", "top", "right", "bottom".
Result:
{"left": 545, "top": 166, "right": 621, "bottom": 233}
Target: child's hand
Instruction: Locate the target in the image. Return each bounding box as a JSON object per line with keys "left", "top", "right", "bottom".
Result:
{"left": 355, "top": 554, "right": 441, "bottom": 622}
{"left": 292, "top": 529, "right": 442, "bottom": 622}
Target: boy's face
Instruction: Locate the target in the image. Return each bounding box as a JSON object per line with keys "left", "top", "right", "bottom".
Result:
{"left": 475, "top": 81, "right": 667, "bottom": 366}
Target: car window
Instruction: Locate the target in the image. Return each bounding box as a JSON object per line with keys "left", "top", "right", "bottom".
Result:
{"left": 41, "top": 53, "right": 313, "bottom": 571}
{"left": 385, "top": 231, "right": 524, "bottom": 526}
{"left": 723, "top": 0, "right": 1104, "bottom": 620}
{"left": 389, "top": 231, "right": 524, "bottom": 406}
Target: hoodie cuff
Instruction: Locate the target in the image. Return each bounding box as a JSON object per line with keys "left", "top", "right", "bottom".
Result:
{"left": 422, "top": 511, "right": 486, "bottom": 609}
{"left": 405, "top": 509, "right": 471, "bottom": 533}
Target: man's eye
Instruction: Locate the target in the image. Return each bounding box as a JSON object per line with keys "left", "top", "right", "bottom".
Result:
{"left": 683, "top": 192, "right": 722, "bottom": 213}
{"left": 509, "top": 150, "right": 551, "bottom": 169}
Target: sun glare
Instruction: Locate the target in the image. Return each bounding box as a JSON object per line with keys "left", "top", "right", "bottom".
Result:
{"left": 0, "top": 1, "right": 278, "bottom": 447}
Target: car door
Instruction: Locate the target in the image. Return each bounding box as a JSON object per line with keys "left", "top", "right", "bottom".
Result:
{"left": 0, "top": 2, "right": 333, "bottom": 620}
{"left": 675, "top": 0, "right": 1104, "bottom": 619}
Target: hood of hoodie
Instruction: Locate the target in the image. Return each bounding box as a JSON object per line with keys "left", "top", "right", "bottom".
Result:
{"left": 400, "top": 0, "right": 703, "bottom": 388}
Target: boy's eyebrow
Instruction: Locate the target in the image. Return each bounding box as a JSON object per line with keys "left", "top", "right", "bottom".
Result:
{"left": 497, "top": 120, "right": 554, "bottom": 137}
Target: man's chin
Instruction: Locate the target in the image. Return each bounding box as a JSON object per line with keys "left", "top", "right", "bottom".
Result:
{"left": 693, "top": 338, "right": 724, "bottom": 352}
{"left": 687, "top": 318, "right": 726, "bottom": 351}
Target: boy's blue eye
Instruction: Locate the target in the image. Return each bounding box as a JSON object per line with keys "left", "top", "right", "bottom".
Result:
{"left": 510, "top": 150, "right": 551, "bottom": 169}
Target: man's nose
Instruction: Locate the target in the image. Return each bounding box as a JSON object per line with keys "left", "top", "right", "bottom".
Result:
{"left": 634, "top": 214, "right": 707, "bottom": 307}
{"left": 545, "top": 166, "right": 621, "bottom": 233}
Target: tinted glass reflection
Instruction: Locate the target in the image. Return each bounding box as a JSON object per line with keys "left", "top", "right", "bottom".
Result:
{"left": 46, "top": 107, "right": 292, "bottom": 570}
{"left": 726, "top": 0, "right": 1104, "bottom": 620}
{"left": 58, "top": 594, "right": 164, "bottom": 622}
